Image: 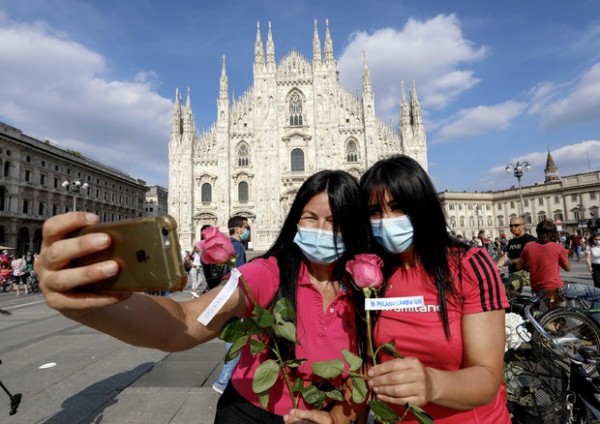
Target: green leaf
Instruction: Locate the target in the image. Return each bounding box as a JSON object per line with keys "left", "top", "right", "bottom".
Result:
{"left": 273, "top": 297, "right": 296, "bottom": 321}
{"left": 377, "top": 341, "right": 402, "bottom": 359}
{"left": 312, "top": 359, "right": 344, "bottom": 379}
{"left": 241, "top": 317, "right": 261, "bottom": 334}
{"left": 292, "top": 377, "right": 305, "bottom": 393}
{"left": 252, "top": 359, "right": 280, "bottom": 393}
{"left": 273, "top": 320, "right": 297, "bottom": 343}
{"left": 250, "top": 339, "right": 267, "bottom": 355}
{"left": 220, "top": 318, "right": 246, "bottom": 342}
{"left": 301, "top": 384, "right": 326, "bottom": 409}
{"left": 323, "top": 387, "right": 344, "bottom": 402}
{"left": 368, "top": 400, "right": 400, "bottom": 424}
{"left": 407, "top": 403, "right": 435, "bottom": 424}
{"left": 342, "top": 349, "right": 363, "bottom": 372}
{"left": 284, "top": 358, "right": 306, "bottom": 368}
{"left": 225, "top": 335, "right": 249, "bottom": 361}
{"left": 257, "top": 390, "right": 269, "bottom": 409}
{"left": 252, "top": 305, "right": 275, "bottom": 328}
{"left": 350, "top": 375, "right": 368, "bottom": 404}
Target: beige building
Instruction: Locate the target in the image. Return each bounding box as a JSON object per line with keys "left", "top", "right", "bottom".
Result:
{"left": 440, "top": 152, "right": 600, "bottom": 240}
{"left": 144, "top": 185, "right": 169, "bottom": 217}
{"left": 168, "top": 20, "right": 428, "bottom": 250}
{"left": 0, "top": 121, "right": 148, "bottom": 255}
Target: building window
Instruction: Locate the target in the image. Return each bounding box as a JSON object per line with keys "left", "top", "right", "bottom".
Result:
{"left": 238, "top": 182, "right": 249, "bottom": 202}
{"left": 510, "top": 201, "right": 515, "bottom": 209}
{"left": 26, "top": 156, "right": 31, "bottom": 163}
{"left": 591, "top": 191, "right": 597, "bottom": 200}
{"left": 25, "top": 170, "right": 31, "bottom": 182}
{"left": 289, "top": 93, "right": 303, "bottom": 126}
{"left": 346, "top": 140, "right": 358, "bottom": 162}
{"left": 3, "top": 162, "right": 9, "bottom": 177}
{"left": 290, "top": 149, "right": 305, "bottom": 172}
{"left": 0, "top": 187, "right": 5, "bottom": 211}
{"left": 524, "top": 214, "right": 533, "bottom": 224}
{"left": 449, "top": 204, "right": 455, "bottom": 211}
{"left": 538, "top": 198, "right": 543, "bottom": 206}
{"left": 553, "top": 212, "right": 564, "bottom": 222}
{"left": 52, "top": 205, "right": 57, "bottom": 215}
{"left": 572, "top": 194, "right": 578, "bottom": 201}
{"left": 537, "top": 212, "right": 547, "bottom": 222}
{"left": 40, "top": 174, "right": 46, "bottom": 185}
{"left": 201, "top": 183, "right": 212, "bottom": 204}
{"left": 524, "top": 199, "right": 529, "bottom": 207}
{"left": 237, "top": 143, "right": 250, "bottom": 166}
{"left": 23, "top": 199, "right": 29, "bottom": 214}
{"left": 38, "top": 202, "right": 44, "bottom": 216}
{"left": 554, "top": 195, "right": 560, "bottom": 204}
{"left": 459, "top": 217, "right": 465, "bottom": 226}
{"left": 497, "top": 216, "right": 504, "bottom": 227}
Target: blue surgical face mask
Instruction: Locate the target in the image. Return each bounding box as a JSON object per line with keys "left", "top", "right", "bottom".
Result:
{"left": 371, "top": 215, "right": 414, "bottom": 254}
{"left": 595, "top": 239, "right": 600, "bottom": 246}
{"left": 240, "top": 229, "right": 250, "bottom": 242}
{"left": 293, "top": 226, "right": 345, "bottom": 265}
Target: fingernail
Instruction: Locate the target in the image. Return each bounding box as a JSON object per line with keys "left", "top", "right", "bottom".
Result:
{"left": 99, "top": 261, "right": 118, "bottom": 276}
{"left": 85, "top": 213, "right": 99, "bottom": 223}
{"left": 91, "top": 233, "right": 110, "bottom": 248}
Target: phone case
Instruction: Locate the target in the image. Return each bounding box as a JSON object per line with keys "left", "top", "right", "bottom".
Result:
{"left": 70, "top": 215, "right": 187, "bottom": 292}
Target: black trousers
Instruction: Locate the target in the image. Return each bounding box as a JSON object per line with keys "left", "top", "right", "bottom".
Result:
{"left": 592, "top": 263, "right": 600, "bottom": 289}
{"left": 214, "top": 382, "right": 284, "bottom": 424}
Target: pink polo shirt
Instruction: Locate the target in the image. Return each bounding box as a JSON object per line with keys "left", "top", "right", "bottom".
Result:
{"left": 231, "top": 256, "right": 357, "bottom": 416}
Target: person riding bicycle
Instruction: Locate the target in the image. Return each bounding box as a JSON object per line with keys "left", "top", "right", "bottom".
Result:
{"left": 517, "top": 219, "right": 600, "bottom": 321}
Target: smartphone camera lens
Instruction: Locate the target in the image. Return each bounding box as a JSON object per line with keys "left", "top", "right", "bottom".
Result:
{"left": 162, "top": 228, "right": 168, "bottom": 236}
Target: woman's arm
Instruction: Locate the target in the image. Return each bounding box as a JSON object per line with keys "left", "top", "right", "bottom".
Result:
{"left": 367, "top": 309, "right": 505, "bottom": 410}
{"left": 36, "top": 212, "right": 248, "bottom": 352}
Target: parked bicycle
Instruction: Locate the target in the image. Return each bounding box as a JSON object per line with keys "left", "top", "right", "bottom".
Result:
{"left": 504, "top": 292, "right": 600, "bottom": 423}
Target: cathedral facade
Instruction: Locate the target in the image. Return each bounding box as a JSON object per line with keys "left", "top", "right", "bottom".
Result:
{"left": 168, "top": 20, "right": 428, "bottom": 251}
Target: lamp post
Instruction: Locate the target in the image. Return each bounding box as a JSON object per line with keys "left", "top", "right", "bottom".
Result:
{"left": 62, "top": 179, "right": 89, "bottom": 211}
{"left": 505, "top": 161, "right": 531, "bottom": 217}
{"left": 474, "top": 205, "right": 481, "bottom": 233}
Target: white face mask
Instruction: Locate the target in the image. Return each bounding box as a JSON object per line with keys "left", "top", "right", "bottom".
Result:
{"left": 293, "top": 226, "right": 345, "bottom": 264}
{"left": 371, "top": 215, "right": 414, "bottom": 254}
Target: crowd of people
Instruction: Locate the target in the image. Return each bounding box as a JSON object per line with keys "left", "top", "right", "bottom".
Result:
{"left": 32, "top": 154, "right": 599, "bottom": 423}
{"left": 0, "top": 250, "right": 37, "bottom": 295}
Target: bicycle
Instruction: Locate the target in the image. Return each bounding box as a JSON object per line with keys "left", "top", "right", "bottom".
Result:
{"left": 504, "top": 293, "right": 600, "bottom": 423}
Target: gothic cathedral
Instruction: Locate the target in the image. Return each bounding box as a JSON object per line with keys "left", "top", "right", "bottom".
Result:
{"left": 168, "top": 20, "right": 428, "bottom": 251}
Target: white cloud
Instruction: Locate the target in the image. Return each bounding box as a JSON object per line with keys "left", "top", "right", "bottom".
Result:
{"left": 0, "top": 13, "right": 173, "bottom": 185}
{"left": 537, "top": 62, "right": 600, "bottom": 129}
{"left": 337, "top": 14, "right": 486, "bottom": 119}
{"left": 432, "top": 101, "right": 527, "bottom": 143}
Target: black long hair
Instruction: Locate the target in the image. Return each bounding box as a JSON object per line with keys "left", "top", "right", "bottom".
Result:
{"left": 261, "top": 169, "right": 371, "bottom": 362}
{"left": 359, "top": 155, "right": 466, "bottom": 339}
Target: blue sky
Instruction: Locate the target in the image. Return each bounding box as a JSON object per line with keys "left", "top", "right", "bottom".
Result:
{"left": 0, "top": 0, "right": 599, "bottom": 191}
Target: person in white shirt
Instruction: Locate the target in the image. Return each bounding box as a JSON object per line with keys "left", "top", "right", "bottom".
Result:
{"left": 190, "top": 244, "right": 207, "bottom": 298}
{"left": 586, "top": 232, "right": 600, "bottom": 288}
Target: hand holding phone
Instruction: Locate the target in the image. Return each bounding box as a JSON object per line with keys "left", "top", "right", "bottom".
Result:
{"left": 69, "top": 215, "right": 187, "bottom": 292}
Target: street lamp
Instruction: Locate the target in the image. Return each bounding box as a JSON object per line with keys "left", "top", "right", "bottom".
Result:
{"left": 505, "top": 161, "right": 531, "bottom": 217}
{"left": 474, "top": 205, "right": 481, "bottom": 233}
{"left": 62, "top": 179, "right": 89, "bottom": 211}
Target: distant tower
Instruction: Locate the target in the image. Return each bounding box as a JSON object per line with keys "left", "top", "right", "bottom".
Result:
{"left": 544, "top": 150, "right": 560, "bottom": 182}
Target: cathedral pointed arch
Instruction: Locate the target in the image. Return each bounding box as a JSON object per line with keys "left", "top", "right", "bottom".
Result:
{"left": 236, "top": 141, "right": 251, "bottom": 167}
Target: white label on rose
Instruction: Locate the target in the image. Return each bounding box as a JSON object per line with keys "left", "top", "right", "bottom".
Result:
{"left": 197, "top": 268, "right": 240, "bottom": 326}
{"left": 365, "top": 296, "right": 425, "bottom": 311}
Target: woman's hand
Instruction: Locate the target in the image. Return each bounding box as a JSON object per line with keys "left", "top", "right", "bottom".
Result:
{"left": 283, "top": 409, "right": 334, "bottom": 424}
{"left": 368, "top": 357, "right": 435, "bottom": 407}
{"left": 35, "top": 212, "right": 130, "bottom": 315}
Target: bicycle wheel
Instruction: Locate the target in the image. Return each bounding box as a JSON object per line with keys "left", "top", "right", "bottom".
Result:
{"left": 535, "top": 308, "right": 600, "bottom": 374}
{"left": 504, "top": 351, "right": 568, "bottom": 423}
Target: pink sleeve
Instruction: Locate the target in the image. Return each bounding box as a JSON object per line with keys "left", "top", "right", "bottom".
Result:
{"left": 237, "top": 257, "right": 280, "bottom": 315}
{"left": 460, "top": 249, "right": 509, "bottom": 314}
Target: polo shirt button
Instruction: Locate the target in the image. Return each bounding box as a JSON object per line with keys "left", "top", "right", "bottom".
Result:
{"left": 329, "top": 308, "right": 334, "bottom": 313}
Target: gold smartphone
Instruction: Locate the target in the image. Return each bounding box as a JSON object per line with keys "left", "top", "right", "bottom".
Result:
{"left": 70, "top": 215, "right": 187, "bottom": 292}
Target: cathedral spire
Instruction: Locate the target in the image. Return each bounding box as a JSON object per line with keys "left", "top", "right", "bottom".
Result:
{"left": 183, "top": 86, "right": 194, "bottom": 134}
{"left": 219, "top": 55, "right": 228, "bottom": 99}
{"left": 409, "top": 80, "right": 422, "bottom": 125}
{"left": 324, "top": 18, "right": 334, "bottom": 64}
{"left": 362, "top": 52, "right": 372, "bottom": 95}
{"left": 254, "top": 21, "right": 264, "bottom": 66}
{"left": 171, "top": 87, "right": 182, "bottom": 135}
{"left": 266, "top": 21, "right": 275, "bottom": 68}
{"left": 313, "top": 19, "right": 322, "bottom": 64}
{"left": 400, "top": 81, "right": 410, "bottom": 127}
{"left": 544, "top": 149, "right": 560, "bottom": 182}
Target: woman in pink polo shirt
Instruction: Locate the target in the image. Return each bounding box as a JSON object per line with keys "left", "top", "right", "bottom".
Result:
{"left": 358, "top": 155, "right": 510, "bottom": 423}
{"left": 35, "top": 170, "right": 371, "bottom": 424}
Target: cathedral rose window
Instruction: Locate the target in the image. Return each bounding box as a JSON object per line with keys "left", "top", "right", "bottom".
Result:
{"left": 289, "top": 93, "right": 303, "bottom": 126}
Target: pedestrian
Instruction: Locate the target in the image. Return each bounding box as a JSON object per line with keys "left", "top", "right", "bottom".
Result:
{"left": 211, "top": 215, "right": 249, "bottom": 394}
{"left": 496, "top": 216, "right": 536, "bottom": 296}
{"left": 586, "top": 231, "right": 600, "bottom": 288}
{"left": 518, "top": 220, "right": 600, "bottom": 320}
{"left": 190, "top": 243, "right": 208, "bottom": 298}
{"left": 11, "top": 254, "right": 29, "bottom": 295}
{"left": 572, "top": 230, "right": 584, "bottom": 262}
{"left": 357, "top": 155, "right": 510, "bottom": 423}
{"left": 34, "top": 169, "right": 372, "bottom": 424}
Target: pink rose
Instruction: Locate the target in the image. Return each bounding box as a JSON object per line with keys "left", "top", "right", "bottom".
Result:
{"left": 198, "top": 226, "right": 235, "bottom": 265}
{"left": 345, "top": 254, "right": 384, "bottom": 290}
